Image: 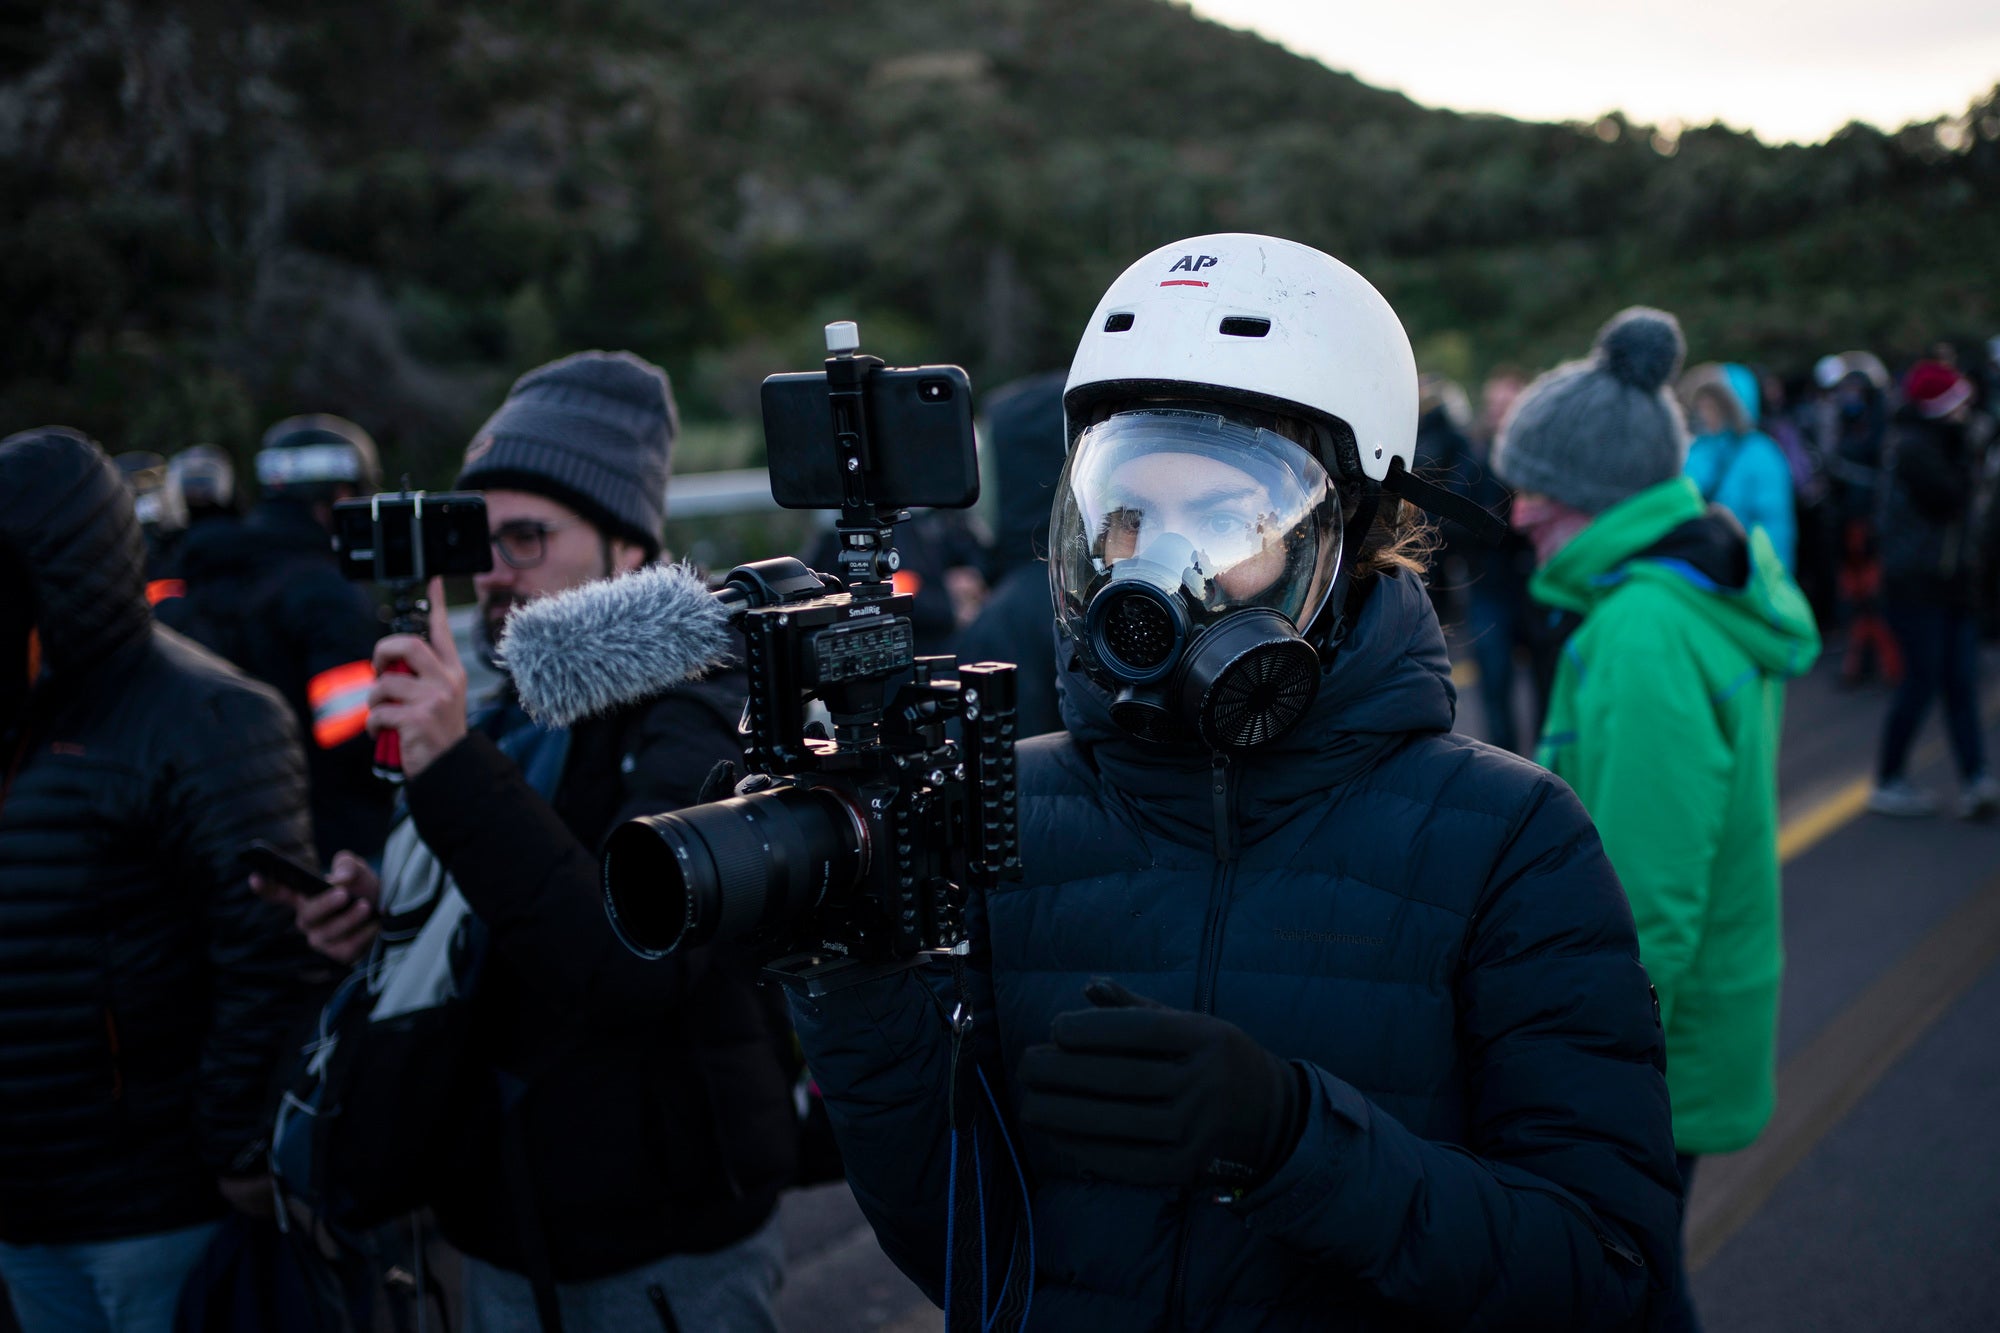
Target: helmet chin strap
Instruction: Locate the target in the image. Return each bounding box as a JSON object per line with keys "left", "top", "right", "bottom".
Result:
{"left": 1379, "top": 455, "right": 1508, "bottom": 545}
{"left": 1308, "top": 454, "right": 1507, "bottom": 663}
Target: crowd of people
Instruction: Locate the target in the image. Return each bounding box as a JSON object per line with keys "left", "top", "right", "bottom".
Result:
{"left": 1417, "top": 335, "right": 2000, "bottom": 820}
{"left": 3, "top": 230, "right": 1997, "bottom": 1333}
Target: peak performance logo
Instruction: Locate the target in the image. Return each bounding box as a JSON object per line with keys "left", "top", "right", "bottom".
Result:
{"left": 1160, "top": 254, "right": 1218, "bottom": 287}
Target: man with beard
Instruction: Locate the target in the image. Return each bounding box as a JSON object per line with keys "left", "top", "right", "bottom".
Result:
{"left": 254, "top": 352, "right": 798, "bottom": 1330}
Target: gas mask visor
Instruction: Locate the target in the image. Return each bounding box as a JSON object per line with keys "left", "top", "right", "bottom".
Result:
{"left": 1050, "top": 410, "right": 1342, "bottom": 749}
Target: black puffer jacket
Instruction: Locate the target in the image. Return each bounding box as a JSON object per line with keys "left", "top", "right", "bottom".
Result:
{"left": 0, "top": 429, "right": 324, "bottom": 1245}
{"left": 795, "top": 572, "right": 1678, "bottom": 1329}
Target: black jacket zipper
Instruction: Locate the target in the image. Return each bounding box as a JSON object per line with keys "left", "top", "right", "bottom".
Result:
{"left": 1169, "top": 753, "right": 1239, "bottom": 1331}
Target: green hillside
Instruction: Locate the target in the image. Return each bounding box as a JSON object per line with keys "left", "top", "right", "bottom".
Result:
{"left": 4, "top": 0, "right": 1996, "bottom": 483}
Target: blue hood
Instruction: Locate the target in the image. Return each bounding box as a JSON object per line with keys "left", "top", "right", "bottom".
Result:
{"left": 1723, "top": 363, "right": 1761, "bottom": 425}
{"left": 1055, "top": 570, "right": 1457, "bottom": 848}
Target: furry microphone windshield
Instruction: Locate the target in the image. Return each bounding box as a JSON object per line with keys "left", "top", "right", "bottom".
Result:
{"left": 500, "top": 562, "right": 736, "bottom": 726}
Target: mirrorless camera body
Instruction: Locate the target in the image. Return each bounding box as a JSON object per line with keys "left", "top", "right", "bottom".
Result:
{"left": 602, "top": 323, "right": 1021, "bottom": 995}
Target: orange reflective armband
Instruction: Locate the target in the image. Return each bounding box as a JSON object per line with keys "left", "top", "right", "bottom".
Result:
{"left": 307, "top": 660, "right": 375, "bottom": 748}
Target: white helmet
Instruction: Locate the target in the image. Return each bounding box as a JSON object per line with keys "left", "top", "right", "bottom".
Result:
{"left": 1063, "top": 233, "right": 1418, "bottom": 484}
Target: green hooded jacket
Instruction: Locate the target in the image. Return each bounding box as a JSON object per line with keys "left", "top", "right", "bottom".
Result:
{"left": 1533, "top": 477, "right": 1820, "bottom": 1154}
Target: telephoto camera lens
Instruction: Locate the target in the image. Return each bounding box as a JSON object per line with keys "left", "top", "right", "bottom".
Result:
{"left": 603, "top": 786, "right": 866, "bottom": 958}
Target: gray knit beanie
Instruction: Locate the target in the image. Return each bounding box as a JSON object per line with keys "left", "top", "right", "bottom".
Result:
{"left": 458, "top": 350, "right": 678, "bottom": 559}
{"left": 1492, "top": 308, "right": 1689, "bottom": 515}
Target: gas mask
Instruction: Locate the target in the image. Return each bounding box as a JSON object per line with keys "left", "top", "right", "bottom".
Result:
{"left": 1050, "top": 410, "right": 1342, "bottom": 751}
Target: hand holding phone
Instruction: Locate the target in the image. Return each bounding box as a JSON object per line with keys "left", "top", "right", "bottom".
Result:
{"left": 248, "top": 847, "right": 381, "bottom": 966}
{"left": 241, "top": 841, "right": 332, "bottom": 899}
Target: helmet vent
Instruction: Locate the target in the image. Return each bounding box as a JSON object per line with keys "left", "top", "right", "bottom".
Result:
{"left": 1218, "top": 317, "right": 1270, "bottom": 338}
{"left": 1103, "top": 312, "right": 1136, "bottom": 333}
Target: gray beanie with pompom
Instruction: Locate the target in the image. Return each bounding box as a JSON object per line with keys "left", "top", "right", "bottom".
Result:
{"left": 1492, "top": 307, "right": 1690, "bottom": 515}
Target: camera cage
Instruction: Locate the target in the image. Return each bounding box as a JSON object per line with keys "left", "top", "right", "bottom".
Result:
{"left": 707, "top": 323, "right": 1021, "bottom": 994}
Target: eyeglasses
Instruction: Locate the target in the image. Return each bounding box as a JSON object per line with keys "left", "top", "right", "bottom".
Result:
{"left": 489, "top": 518, "right": 583, "bottom": 570}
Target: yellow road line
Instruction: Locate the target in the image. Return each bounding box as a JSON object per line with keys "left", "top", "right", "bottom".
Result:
{"left": 1778, "top": 776, "right": 1873, "bottom": 865}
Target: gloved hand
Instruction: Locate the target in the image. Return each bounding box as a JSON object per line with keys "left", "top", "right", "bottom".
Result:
{"left": 1017, "top": 979, "right": 1305, "bottom": 1191}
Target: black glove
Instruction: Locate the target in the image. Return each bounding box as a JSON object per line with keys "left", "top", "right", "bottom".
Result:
{"left": 697, "top": 760, "right": 742, "bottom": 803}
{"left": 1017, "top": 979, "right": 1304, "bottom": 1191}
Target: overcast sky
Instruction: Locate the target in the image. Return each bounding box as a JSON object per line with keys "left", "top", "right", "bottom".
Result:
{"left": 1186, "top": 0, "right": 2000, "bottom": 145}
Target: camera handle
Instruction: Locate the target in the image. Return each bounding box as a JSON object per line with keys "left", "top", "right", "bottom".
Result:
{"left": 371, "top": 577, "right": 428, "bottom": 783}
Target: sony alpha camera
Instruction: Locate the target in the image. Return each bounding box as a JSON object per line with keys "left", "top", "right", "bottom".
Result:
{"left": 600, "top": 322, "right": 1021, "bottom": 994}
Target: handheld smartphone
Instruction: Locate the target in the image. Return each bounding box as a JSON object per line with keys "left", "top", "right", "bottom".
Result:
{"left": 761, "top": 365, "right": 979, "bottom": 510}
{"left": 333, "top": 491, "right": 493, "bottom": 583}
{"left": 241, "top": 840, "right": 334, "bottom": 899}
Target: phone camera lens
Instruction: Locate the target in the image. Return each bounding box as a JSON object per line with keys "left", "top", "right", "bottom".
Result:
{"left": 920, "top": 379, "right": 951, "bottom": 402}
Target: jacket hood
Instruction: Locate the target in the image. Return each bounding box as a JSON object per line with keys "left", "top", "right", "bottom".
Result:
{"left": 0, "top": 429, "right": 151, "bottom": 681}
{"left": 1056, "top": 569, "right": 1456, "bottom": 848}
{"left": 1532, "top": 477, "right": 1818, "bottom": 678}
{"left": 1723, "top": 364, "right": 1761, "bottom": 424}
{"left": 1682, "top": 362, "right": 1757, "bottom": 436}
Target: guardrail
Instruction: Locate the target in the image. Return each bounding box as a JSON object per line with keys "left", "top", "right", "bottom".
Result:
{"left": 666, "top": 467, "right": 780, "bottom": 517}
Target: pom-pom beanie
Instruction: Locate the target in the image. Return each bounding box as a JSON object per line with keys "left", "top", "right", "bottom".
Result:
{"left": 1493, "top": 308, "right": 1691, "bottom": 515}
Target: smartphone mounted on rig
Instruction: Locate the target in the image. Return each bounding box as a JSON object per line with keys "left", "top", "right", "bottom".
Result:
{"left": 761, "top": 345, "right": 979, "bottom": 509}
{"left": 331, "top": 489, "right": 492, "bottom": 781}
{"left": 601, "top": 321, "right": 1020, "bottom": 996}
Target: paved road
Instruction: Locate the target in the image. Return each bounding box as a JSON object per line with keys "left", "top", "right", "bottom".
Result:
{"left": 779, "top": 637, "right": 2000, "bottom": 1331}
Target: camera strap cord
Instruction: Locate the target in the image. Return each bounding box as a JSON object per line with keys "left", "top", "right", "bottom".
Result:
{"left": 945, "top": 954, "right": 1035, "bottom": 1333}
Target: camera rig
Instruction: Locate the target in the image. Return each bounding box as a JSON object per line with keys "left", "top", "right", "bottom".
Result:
{"left": 602, "top": 323, "right": 1021, "bottom": 996}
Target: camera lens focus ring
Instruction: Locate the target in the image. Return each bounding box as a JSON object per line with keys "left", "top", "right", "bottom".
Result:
{"left": 705, "top": 807, "right": 780, "bottom": 944}
{"left": 603, "top": 785, "right": 867, "bottom": 958}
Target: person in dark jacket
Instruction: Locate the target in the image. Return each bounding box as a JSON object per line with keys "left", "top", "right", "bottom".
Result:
{"left": 955, "top": 370, "right": 1068, "bottom": 739}
{"left": 1411, "top": 373, "right": 1475, "bottom": 627}
{"left": 157, "top": 416, "right": 392, "bottom": 863}
{"left": 255, "top": 353, "right": 797, "bottom": 1331}
{"left": 0, "top": 429, "right": 324, "bottom": 1333}
{"left": 1866, "top": 361, "right": 1999, "bottom": 818}
{"left": 789, "top": 236, "right": 1680, "bottom": 1331}
{"left": 1821, "top": 355, "right": 1901, "bottom": 685}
